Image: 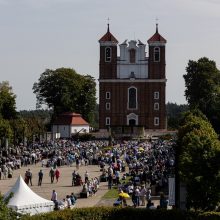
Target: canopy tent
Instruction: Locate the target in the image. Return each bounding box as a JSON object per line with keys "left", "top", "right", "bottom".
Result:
{"left": 4, "top": 175, "right": 54, "bottom": 215}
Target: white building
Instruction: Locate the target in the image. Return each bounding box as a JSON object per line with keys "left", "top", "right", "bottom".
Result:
{"left": 52, "top": 112, "right": 89, "bottom": 138}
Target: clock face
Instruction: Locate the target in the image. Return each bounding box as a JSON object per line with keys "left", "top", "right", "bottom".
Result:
{"left": 105, "top": 47, "right": 111, "bottom": 62}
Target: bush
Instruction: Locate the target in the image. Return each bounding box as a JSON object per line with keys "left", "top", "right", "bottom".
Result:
{"left": 18, "top": 207, "right": 220, "bottom": 220}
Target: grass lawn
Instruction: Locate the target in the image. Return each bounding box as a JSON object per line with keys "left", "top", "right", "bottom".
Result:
{"left": 102, "top": 176, "right": 132, "bottom": 199}
{"left": 102, "top": 186, "right": 119, "bottom": 199}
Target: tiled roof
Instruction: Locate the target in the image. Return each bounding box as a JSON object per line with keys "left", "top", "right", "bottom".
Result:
{"left": 99, "top": 25, "right": 118, "bottom": 43}
{"left": 147, "top": 32, "right": 167, "bottom": 43}
{"left": 148, "top": 25, "right": 167, "bottom": 43}
{"left": 53, "top": 112, "right": 89, "bottom": 126}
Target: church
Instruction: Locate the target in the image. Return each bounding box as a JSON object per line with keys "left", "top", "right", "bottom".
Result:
{"left": 98, "top": 23, "right": 167, "bottom": 136}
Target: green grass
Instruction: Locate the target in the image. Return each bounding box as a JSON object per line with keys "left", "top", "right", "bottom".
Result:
{"left": 102, "top": 176, "right": 132, "bottom": 199}
{"left": 103, "top": 186, "right": 119, "bottom": 199}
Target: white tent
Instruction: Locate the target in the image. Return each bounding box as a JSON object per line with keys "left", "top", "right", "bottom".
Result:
{"left": 4, "top": 175, "right": 54, "bottom": 215}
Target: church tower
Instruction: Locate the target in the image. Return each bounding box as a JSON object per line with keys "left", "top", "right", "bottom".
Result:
{"left": 98, "top": 23, "right": 167, "bottom": 135}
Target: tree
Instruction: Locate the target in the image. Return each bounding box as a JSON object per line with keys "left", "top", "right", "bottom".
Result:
{"left": 0, "top": 193, "right": 18, "bottom": 220}
{"left": 183, "top": 57, "right": 220, "bottom": 132}
{"left": 33, "top": 68, "right": 96, "bottom": 125}
{"left": 0, "top": 81, "right": 17, "bottom": 120}
{"left": 178, "top": 110, "right": 220, "bottom": 210}
{"left": 0, "top": 119, "right": 12, "bottom": 146}
{"left": 166, "top": 102, "right": 188, "bottom": 129}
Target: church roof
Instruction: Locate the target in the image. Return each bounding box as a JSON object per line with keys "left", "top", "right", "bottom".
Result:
{"left": 53, "top": 112, "right": 89, "bottom": 126}
{"left": 99, "top": 24, "right": 118, "bottom": 43}
{"left": 147, "top": 24, "right": 167, "bottom": 44}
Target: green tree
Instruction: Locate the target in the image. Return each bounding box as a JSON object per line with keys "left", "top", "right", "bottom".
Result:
{"left": 0, "top": 81, "right": 17, "bottom": 119}
{"left": 178, "top": 110, "right": 220, "bottom": 210}
{"left": 0, "top": 193, "right": 18, "bottom": 220}
{"left": 166, "top": 102, "right": 188, "bottom": 129}
{"left": 183, "top": 57, "right": 220, "bottom": 132}
{"left": 0, "top": 118, "right": 12, "bottom": 146}
{"left": 33, "top": 68, "right": 96, "bottom": 125}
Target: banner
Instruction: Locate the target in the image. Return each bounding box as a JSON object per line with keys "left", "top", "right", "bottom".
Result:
{"left": 168, "top": 177, "right": 175, "bottom": 206}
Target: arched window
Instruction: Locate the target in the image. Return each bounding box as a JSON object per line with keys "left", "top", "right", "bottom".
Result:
{"left": 128, "top": 87, "right": 137, "bottom": 109}
{"left": 129, "top": 49, "right": 136, "bottom": 63}
{"left": 154, "top": 47, "right": 160, "bottom": 62}
{"left": 105, "top": 47, "right": 111, "bottom": 62}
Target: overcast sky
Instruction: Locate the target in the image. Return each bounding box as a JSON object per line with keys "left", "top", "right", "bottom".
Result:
{"left": 0, "top": 0, "right": 220, "bottom": 111}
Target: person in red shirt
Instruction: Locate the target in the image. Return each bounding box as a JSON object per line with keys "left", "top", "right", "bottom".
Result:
{"left": 55, "top": 169, "right": 60, "bottom": 183}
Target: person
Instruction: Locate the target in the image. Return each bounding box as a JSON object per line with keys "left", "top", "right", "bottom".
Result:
{"left": 140, "top": 185, "right": 147, "bottom": 206}
{"left": 70, "top": 193, "right": 77, "bottom": 205}
{"left": 51, "top": 190, "right": 58, "bottom": 204}
{"left": 76, "top": 157, "right": 79, "bottom": 170}
{"left": 108, "top": 173, "right": 113, "bottom": 189}
{"left": 49, "top": 167, "right": 55, "bottom": 183}
{"left": 146, "top": 188, "right": 151, "bottom": 201}
{"left": 66, "top": 195, "right": 72, "bottom": 208}
{"left": 26, "top": 169, "right": 32, "bottom": 186}
{"left": 72, "top": 170, "right": 77, "bottom": 186}
{"left": 55, "top": 169, "right": 60, "bottom": 183}
{"left": 84, "top": 170, "right": 89, "bottom": 183}
{"left": 160, "top": 192, "right": 168, "bottom": 209}
{"left": 38, "top": 169, "right": 43, "bottom": 186}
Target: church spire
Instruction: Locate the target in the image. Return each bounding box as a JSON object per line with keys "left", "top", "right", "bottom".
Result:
{"left": 156, "top": 18, "right": 158, "bottom": 33}
{"left": 107, "top": 18, "right": 110, "bottom": 32}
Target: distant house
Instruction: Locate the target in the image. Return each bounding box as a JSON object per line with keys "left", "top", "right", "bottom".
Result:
{"left": 51, "top": 112, "right": 89, "bottom": 138}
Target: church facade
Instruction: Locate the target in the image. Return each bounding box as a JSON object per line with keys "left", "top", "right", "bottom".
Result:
{"left": 98, "top": 24, "right": 167, "bottom": 135}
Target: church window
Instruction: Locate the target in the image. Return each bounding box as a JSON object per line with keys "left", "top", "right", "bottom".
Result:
{"left": 154, "top": 117, "right": 159, "bottom": 126}
{"left": 129, "top": 49, "right": 136, "bottom": 63}
{"left": 154, "top": 47, "right": 160, "bottom": 62}
{"left": 106, "top": 92, "right": 111, "bottom": 99}
{"left": 106, "top": 117, "right": 110, "bottom": 125}
{"left": 154, "top": 102, "right": 159, "bottom": 110}
{"left": 106, "top": 102, "right": 110, "bottom": 110}
{"left": 128, "top": 87, "right": 137, "bottom": 109}
{"left": 105, "top": 47, "right": 111, "bottom": 62}
{"left": 154, "top": 91, "right": 159, "bottom": 99}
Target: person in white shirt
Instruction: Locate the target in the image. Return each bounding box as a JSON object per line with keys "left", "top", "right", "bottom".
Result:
{"left": 51, "top": 190, "right": 58, "bottom": 203}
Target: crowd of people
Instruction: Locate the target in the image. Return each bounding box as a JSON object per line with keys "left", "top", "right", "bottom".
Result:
{"left": 0, "top": 137, "right": 175, "bottom": 209}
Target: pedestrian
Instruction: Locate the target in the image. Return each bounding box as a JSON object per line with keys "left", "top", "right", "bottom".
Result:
{"left": 76, "top": 157, "right": 79, "bottom": 170}
{"left": 38, "top": 169, "right": 43, "bottom": 186}
{"left": 140, "top": 185, "right": 147, "bottom": 206}
{"left": 55, "top": 169, "right": 60, "bottom": 183}
{"left": 51, "top": 189, "right": 58, "bottom": 204}
{"left": 84, "top": 170, "right": 89, "bottom": 183}
{"left": 49, "top": 167, "right": 55, "bottom": 183}
{"left": 26, "top": 169, "right": 32, "bottom": 186}
{"left": 72, "top": 170, "right": 76, "bottom": 186}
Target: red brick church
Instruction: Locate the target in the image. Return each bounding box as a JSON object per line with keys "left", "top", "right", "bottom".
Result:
{"left": 98, "top": 23, "right": 167, "bottom": 135}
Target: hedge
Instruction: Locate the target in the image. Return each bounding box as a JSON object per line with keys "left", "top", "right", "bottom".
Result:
{"left": 19, "top": 207, "right": 220, "bottom": 220}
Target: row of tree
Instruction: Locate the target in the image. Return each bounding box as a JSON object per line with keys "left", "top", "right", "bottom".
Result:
{"left": 0, "top": 68, "right": 97, "bottom": 146}
{"left": 177, "top": 110, "right": 220, "bottom": 210}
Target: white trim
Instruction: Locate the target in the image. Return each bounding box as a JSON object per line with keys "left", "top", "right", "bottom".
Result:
{"left": 105, "top": 47, "right": 111, "bottom": 62}
{"left": 99, "top": 79, "right": 167, "bottom": 83}
{"left": 127, "top": 113, "right": 138, "bottom": 125}
{"left": 106, "top": 102, "right": 110, "bottom": 110}
{"left": 105, "top": 117, "right": 110, "bottom": 126}
{"left": 154, "top": 117, "right": 159, "bottom": 126}
{"left": 100, "top": 42, "right": 118, "bottom": 46}
{"left": 106, "top": 91, "right": 111, "bottom": 99}
{"left": 154, "top": 47, "right": 160, "bottom": 62}
{"left": 154, "top": 102, "right": 159, "bottom": 110}
{"left": 149, "top": 42, "right": 166, "bottom": 46}
{"left": 154, "top": 91, "right": 159, "bottom": 99}
{"left": 127, "top": 86, "right": 138, "bottom": 110}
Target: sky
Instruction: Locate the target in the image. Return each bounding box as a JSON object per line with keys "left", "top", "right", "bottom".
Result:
{"left": 0, "top": 0, "right": 220, "bottom": 111}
